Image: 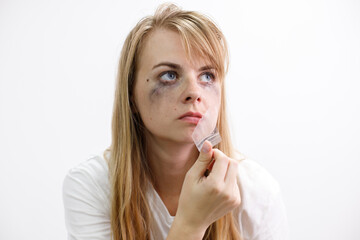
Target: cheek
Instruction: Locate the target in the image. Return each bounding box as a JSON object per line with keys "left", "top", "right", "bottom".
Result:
{"left": 148, "top": 83, "right": 180, "bottom": 113}
{"left": 137, "top": 83, "right": 179, "bottom": 124}
{"left": 149, "top": 81, "right": 180, "bottom": 101}
{"left": 204, "top": 83, "right": 221, "bottom": 109}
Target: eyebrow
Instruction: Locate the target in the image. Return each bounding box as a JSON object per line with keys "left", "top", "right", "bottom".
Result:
{"left": 152, "top": 61, "right": 215, "bottom": 71}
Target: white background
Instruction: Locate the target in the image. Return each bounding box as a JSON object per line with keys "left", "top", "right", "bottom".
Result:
{"left": 0, "top": 0, "right": 359, "bottom": 239}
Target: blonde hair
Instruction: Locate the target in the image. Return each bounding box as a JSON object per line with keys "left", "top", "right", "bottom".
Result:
{"left": 106, "top": 3, "right": 244, "bottom": 240}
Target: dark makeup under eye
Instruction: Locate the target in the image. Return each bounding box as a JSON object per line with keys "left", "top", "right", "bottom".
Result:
{"left": 150, "top": 70, "right": 220, "bottom": 100}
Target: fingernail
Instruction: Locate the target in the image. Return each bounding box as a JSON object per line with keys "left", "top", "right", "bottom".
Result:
{"left": 201, "top": 142, "right": 210, "bottom": 153}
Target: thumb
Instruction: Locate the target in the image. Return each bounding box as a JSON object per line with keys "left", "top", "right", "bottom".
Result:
{"left": 192, "top": 141, "right": 213, "bottom": 175}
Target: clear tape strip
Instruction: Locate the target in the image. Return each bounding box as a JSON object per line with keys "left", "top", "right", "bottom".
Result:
{"left": 195, "top": 129, "right": 222, "bottom": 151}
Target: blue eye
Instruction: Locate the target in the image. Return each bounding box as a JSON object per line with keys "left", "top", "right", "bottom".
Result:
{"left": 160, "top": 71, "right": 177, "bottom": 83}
{"left": 200, "top": 72, "right": 215, "bottom": 83}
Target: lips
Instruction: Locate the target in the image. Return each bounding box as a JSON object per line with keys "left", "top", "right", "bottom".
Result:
{"left": 179, "top": 111, "right": 203, "bottom": 124}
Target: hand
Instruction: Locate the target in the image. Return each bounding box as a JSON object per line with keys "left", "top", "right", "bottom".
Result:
{"left": 167, "top": 141, "right": 241, "bottom": 239}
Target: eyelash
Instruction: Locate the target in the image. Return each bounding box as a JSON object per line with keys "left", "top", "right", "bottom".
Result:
{"left": 202, "top": 72, "right": 216, "bottom": 82}
{"left": 158, "top": 71, "right": 216, "bottom": 84}
{"left": 159, "top": 71, "right": 178, "bottom": 83}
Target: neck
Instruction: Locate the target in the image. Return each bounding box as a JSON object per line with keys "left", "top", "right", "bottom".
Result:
{"left": 145, "top": 134, "right": 199, "bottom": 197}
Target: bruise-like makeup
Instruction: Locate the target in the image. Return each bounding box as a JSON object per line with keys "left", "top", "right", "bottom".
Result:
{"left": 149, "top": 80, "right": 179, "bottom": 99}
{"left": 149, "top": 69, "right": 220, "bottom": 101}
{"left": 148, "top": 69, "right": 181, "bottom": 98}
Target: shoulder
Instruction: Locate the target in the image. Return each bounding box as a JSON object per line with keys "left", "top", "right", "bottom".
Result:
{"left": 62, "top": 154, "right": 111, "bottom": 211}
{"left": 64, "top": 154, "right": 109, "bottom": 184}
{"left": 237, "top": 158, "right": 281, "bottom": 199}
{"left": 236, "top": 157, "right": 288, "bottom": 239}
{"left": 63, "top": 154, "right": 110, "bottom": 196}
{"left": 62, "top": 154, "right": 111, "bottom": 238}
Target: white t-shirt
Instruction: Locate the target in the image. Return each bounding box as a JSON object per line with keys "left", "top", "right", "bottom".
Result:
{"left": 63, "top": 154, "right": 288, "bottom": 240}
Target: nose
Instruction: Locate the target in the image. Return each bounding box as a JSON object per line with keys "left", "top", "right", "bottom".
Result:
{"left": 181, "top": 77, "right": 201, "bottom": 104}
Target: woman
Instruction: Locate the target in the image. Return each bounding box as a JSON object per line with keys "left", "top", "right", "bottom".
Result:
{"left": 63, "top": 3, "right": 288, "bottom": 240}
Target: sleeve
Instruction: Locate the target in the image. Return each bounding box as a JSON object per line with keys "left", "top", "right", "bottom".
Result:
{"left": 62, "top": 164, "right": 111, "bottom": 240}
{"left": 251, "top": 189, "right": 289, "bottom": 240}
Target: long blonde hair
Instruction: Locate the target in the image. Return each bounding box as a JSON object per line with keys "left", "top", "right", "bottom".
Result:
{"left": 106, "top": 3, "right": 243, "bottom": 240}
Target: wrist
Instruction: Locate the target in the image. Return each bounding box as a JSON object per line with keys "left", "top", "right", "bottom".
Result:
{"left": 167, "top": 216, "right": 207, "bottom": 240}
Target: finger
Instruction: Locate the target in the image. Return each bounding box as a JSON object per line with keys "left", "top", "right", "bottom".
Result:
{"left": 204, "top": 153, "right": 215, "bottom": 177}
{"left": 191, "top": 141, "right": 213, "bottom": 177}
{"left": 224, "top": 159, "right": 239, "bottom": 184}
{"left": 208, "top": 149, "right": 229, "bottom": 180}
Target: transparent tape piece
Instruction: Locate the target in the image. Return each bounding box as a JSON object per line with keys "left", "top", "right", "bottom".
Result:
{"left": 192, "top": 108, "right": 222, "bottom": 152}
{"left": 194, "top": 127, "right": 221, "bottom": 152}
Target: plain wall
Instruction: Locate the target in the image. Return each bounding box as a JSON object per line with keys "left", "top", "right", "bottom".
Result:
{"left": 0, "top": 0, "right": 359, "bottom": 239}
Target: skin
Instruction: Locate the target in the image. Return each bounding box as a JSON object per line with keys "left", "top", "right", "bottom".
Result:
{"left": 133, "top": 28, "right": 240, "bottom": 239}
{"left": 134, "top": 28, "right": 221, "bottom": 146}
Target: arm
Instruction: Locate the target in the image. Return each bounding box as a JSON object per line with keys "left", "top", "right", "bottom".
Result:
{"left": 167, "top": 141, "right": 241, "bottom": 239}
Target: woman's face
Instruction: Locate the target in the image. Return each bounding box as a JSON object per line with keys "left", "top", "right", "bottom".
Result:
{"left": 133, "top": 28, "right": 221, "bottom": 144}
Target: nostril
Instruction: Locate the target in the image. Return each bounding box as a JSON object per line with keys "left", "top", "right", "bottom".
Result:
{"left": 184, "top": 95, "right": 201, "bottom": 103}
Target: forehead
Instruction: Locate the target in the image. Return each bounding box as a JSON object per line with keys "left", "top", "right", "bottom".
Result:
{"left": 137, "top": 28, "right": 210, "bottom": 71}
